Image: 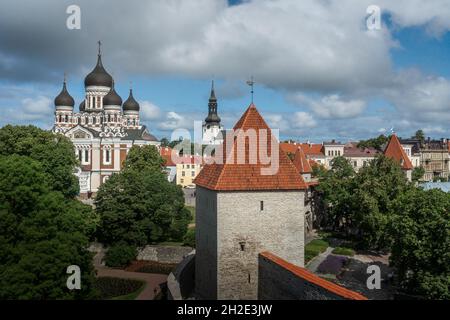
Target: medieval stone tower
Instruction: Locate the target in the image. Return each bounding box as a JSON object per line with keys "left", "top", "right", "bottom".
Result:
{"left": 194, "top": 104, "right": 307, "bottom": 300}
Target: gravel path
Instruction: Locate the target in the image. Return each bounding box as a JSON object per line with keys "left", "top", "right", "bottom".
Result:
{"left": 306, "top": 247, "right": 334, "bottom": 273}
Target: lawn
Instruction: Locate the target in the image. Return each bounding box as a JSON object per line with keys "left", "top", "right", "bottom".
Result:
{"left": 305, "top": 239, "right": 330, "bottom": 263}
{"left": 332, "top": 247, "right": 355, "bottom": 256}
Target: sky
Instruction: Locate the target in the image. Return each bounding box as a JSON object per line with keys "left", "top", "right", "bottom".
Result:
{"left": 1, "top": 0, "right": 450, "bottom": 142}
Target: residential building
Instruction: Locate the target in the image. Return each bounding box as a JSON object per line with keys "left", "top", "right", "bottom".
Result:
{"left": 176, "top": 155, "right": 203, "bottom": 188}
{"left": 343, "top": 142, "right": 379, "bottom": 172}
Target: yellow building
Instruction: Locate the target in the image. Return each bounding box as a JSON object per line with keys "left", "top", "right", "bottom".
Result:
{"left": 176, "top": 156, "right": 203, "bottom": 188}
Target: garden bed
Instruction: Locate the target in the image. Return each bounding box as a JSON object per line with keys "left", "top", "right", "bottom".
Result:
{"left": 94, "top": 277, "right": 145, "bottom": 300}
{"left": 125, "top": 260, "right": 178, "bottom": 275}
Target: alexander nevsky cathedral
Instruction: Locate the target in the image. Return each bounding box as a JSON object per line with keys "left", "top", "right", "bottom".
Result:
{"left": 52, "top": 44, "right": 159, "bottom": 198}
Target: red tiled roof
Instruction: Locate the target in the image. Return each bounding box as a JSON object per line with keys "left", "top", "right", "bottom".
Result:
{"left": 194, "top": 104, "right": 308, "bottom": 191}
{"left": 292, "top": 147, "right": 312, "bottom": 174}
{"left": 300, "top": 143, "right": 324, "bottom": 156}
{"left": 384, "top": 134, "right": 413, "bottom": 170}
{"left": 160, "top": 147, "right": 176, "bottom": 166}
{"left": 344, "top": 143, "right": 379, "bottom": 157}
{"left": 280, "top": 142, "right": 324, "bottom": 157}
{"left": 260, "top": 252, "right": 368, "bottom": 300}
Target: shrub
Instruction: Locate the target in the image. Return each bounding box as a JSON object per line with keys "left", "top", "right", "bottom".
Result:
{"left": 104, "top": 243, "right": 137, "bottom": 268}
{"left": 183, "top": 228, "right": 195, "bottom": 248}
{"left": 94, "top": 277, "right": 144, "bottom": 300}
{"left": 332, "top": 247, "right": 355, "bottom": 256}
{"left": 317, "top": 255, "right": 348, "bottom": 274}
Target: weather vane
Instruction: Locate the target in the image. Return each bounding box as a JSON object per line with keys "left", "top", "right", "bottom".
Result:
{"left": 246, "top": 76, "right": 255, "bottom": 103}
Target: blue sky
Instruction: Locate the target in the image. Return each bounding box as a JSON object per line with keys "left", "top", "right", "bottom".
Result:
{"left": 1, "top": 0, "right": 450, "bottom": 142}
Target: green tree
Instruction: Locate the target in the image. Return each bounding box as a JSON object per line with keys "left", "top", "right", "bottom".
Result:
{"left": 413, "top": 130, "right": 425, "bottom": 144}
{"left": 316, "top": 157, "right": 355, "bottom": 231}
{"left": 122, "top": 145, "right": 165, "bottom": 172}
{"left": 95, "top": 146, "right": 191, "bottom": 246}
{"left": 0, "top": 125, "right": 79, "bottom": 198}
{"left": 389, "top": 188, "right": 450, "bottom": 299}
{"left": 0, "top": 155, "right": 98, "bottom": 299}
{"left": 349, "top": 156, "right": 411, "bottom": 248}
{"left": 357, "top": 134, "right": 389, "bottom": 151}
{"left": 412, "top": 166, "right": 425, "bottom": 183}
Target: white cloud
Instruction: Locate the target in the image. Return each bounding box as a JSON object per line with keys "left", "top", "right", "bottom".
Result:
{"left": 290, "top": 94, "right": 366, "bottom": 119}
{"left": 21, "top": 96, "right": 52, "bottom": 115}
{"left": 140, "top": 101, "right": 161, "bottom": 120}
{"left": 291, "top": 112, "right": 317, "bottom": 128}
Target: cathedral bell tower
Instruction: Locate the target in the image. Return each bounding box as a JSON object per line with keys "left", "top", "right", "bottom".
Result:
{"left": 202, "top": 81, "right": 224, "bottom": 145}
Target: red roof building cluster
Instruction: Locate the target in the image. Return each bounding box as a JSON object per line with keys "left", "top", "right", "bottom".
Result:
{"left": 194, "top": 104, "right": 308, "bottom": 191}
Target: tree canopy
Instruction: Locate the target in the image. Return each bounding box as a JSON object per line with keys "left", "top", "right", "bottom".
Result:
{"left": 357, "top": 134, "right": 389, "bottom": 151}
{"left": 0, "top": 154, "right": 98, "bottom": 299}
{"left": 389, "top": 188, "right": 450, "bottom": 299}
{"left": 0, "top": 125, "right": 79, "bottom": 198}
{"left": 317, "top": 155, "right": 411, "bottom": 249}
{"left": 95, "top": 145, "right": 191, "bottom": 246}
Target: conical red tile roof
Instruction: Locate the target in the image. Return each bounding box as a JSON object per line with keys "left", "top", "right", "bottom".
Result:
{"left": 292, "top": 147, "right": 312, "bottom": 174}
{"left": 384, "top": 134, "right": 413, "bottom": 170}
{"left": 194, "top": 104, "right": 307, "bottom": 191}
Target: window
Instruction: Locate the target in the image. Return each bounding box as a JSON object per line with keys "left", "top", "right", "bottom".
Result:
{"left": 260, "top": 201, "right": 264, "bottom": 211}
{"left": 180, "top": 178, "right": 184, "bottom": 184}
{"left": 78, "top": 150, "right": 82, "bottom": 162}
{"left": 93, "top": 117, "right": 96, "bottom": 124}
{"left": 96, "top": 97, "right": 100, "bottom": 108}
{"left": 104, "top": 149, "right": 111, "bottom": 164}
{"left": 65, "top": 115, "right": 68, "bottom": 122}
{"left": 182, "top": 171, "right": 185, "bottom": 177}
{"left": 191, "top": 171, "right": 195, "bottom": 177}
{"left": 239, "top": 241, "right": 246, "bottom": 251}
{"left": 84, "top": 150, "right": 89, "bottom": 164}
{"left": 353, "top": 161, "right": 357, "bottom": 167}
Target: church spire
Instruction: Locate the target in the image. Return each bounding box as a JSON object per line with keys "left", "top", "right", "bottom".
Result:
{"left": 205, "top": 80, "right": 220, "bottom": 124}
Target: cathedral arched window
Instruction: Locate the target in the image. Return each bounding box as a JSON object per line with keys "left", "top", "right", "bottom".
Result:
{"left": 58, "top": 115, "right": 62, "bottom": 123}
{"left": 84, "top": 150, "right": 89, "bottom": 164}
{"left": 65, "top": 115, "right": 68, "bottom": 123}
{"left": 93, "top": 117, "right": 96, "bottom": 125}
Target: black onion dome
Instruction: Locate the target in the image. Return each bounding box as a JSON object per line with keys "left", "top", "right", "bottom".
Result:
{"left": 123, "top": 89, "right": 140, "bottom": 112}
{"left": 84, "top": 54, "right": 113, "bottom": 87}
{"left": 103, "top": 82, "right": 122, "bottom": 106}
{"left": 55, "top": 81, "right": 75, "bottom": 107}
{"left": 79, "top": 101, "right": 85, "bottom": 112}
